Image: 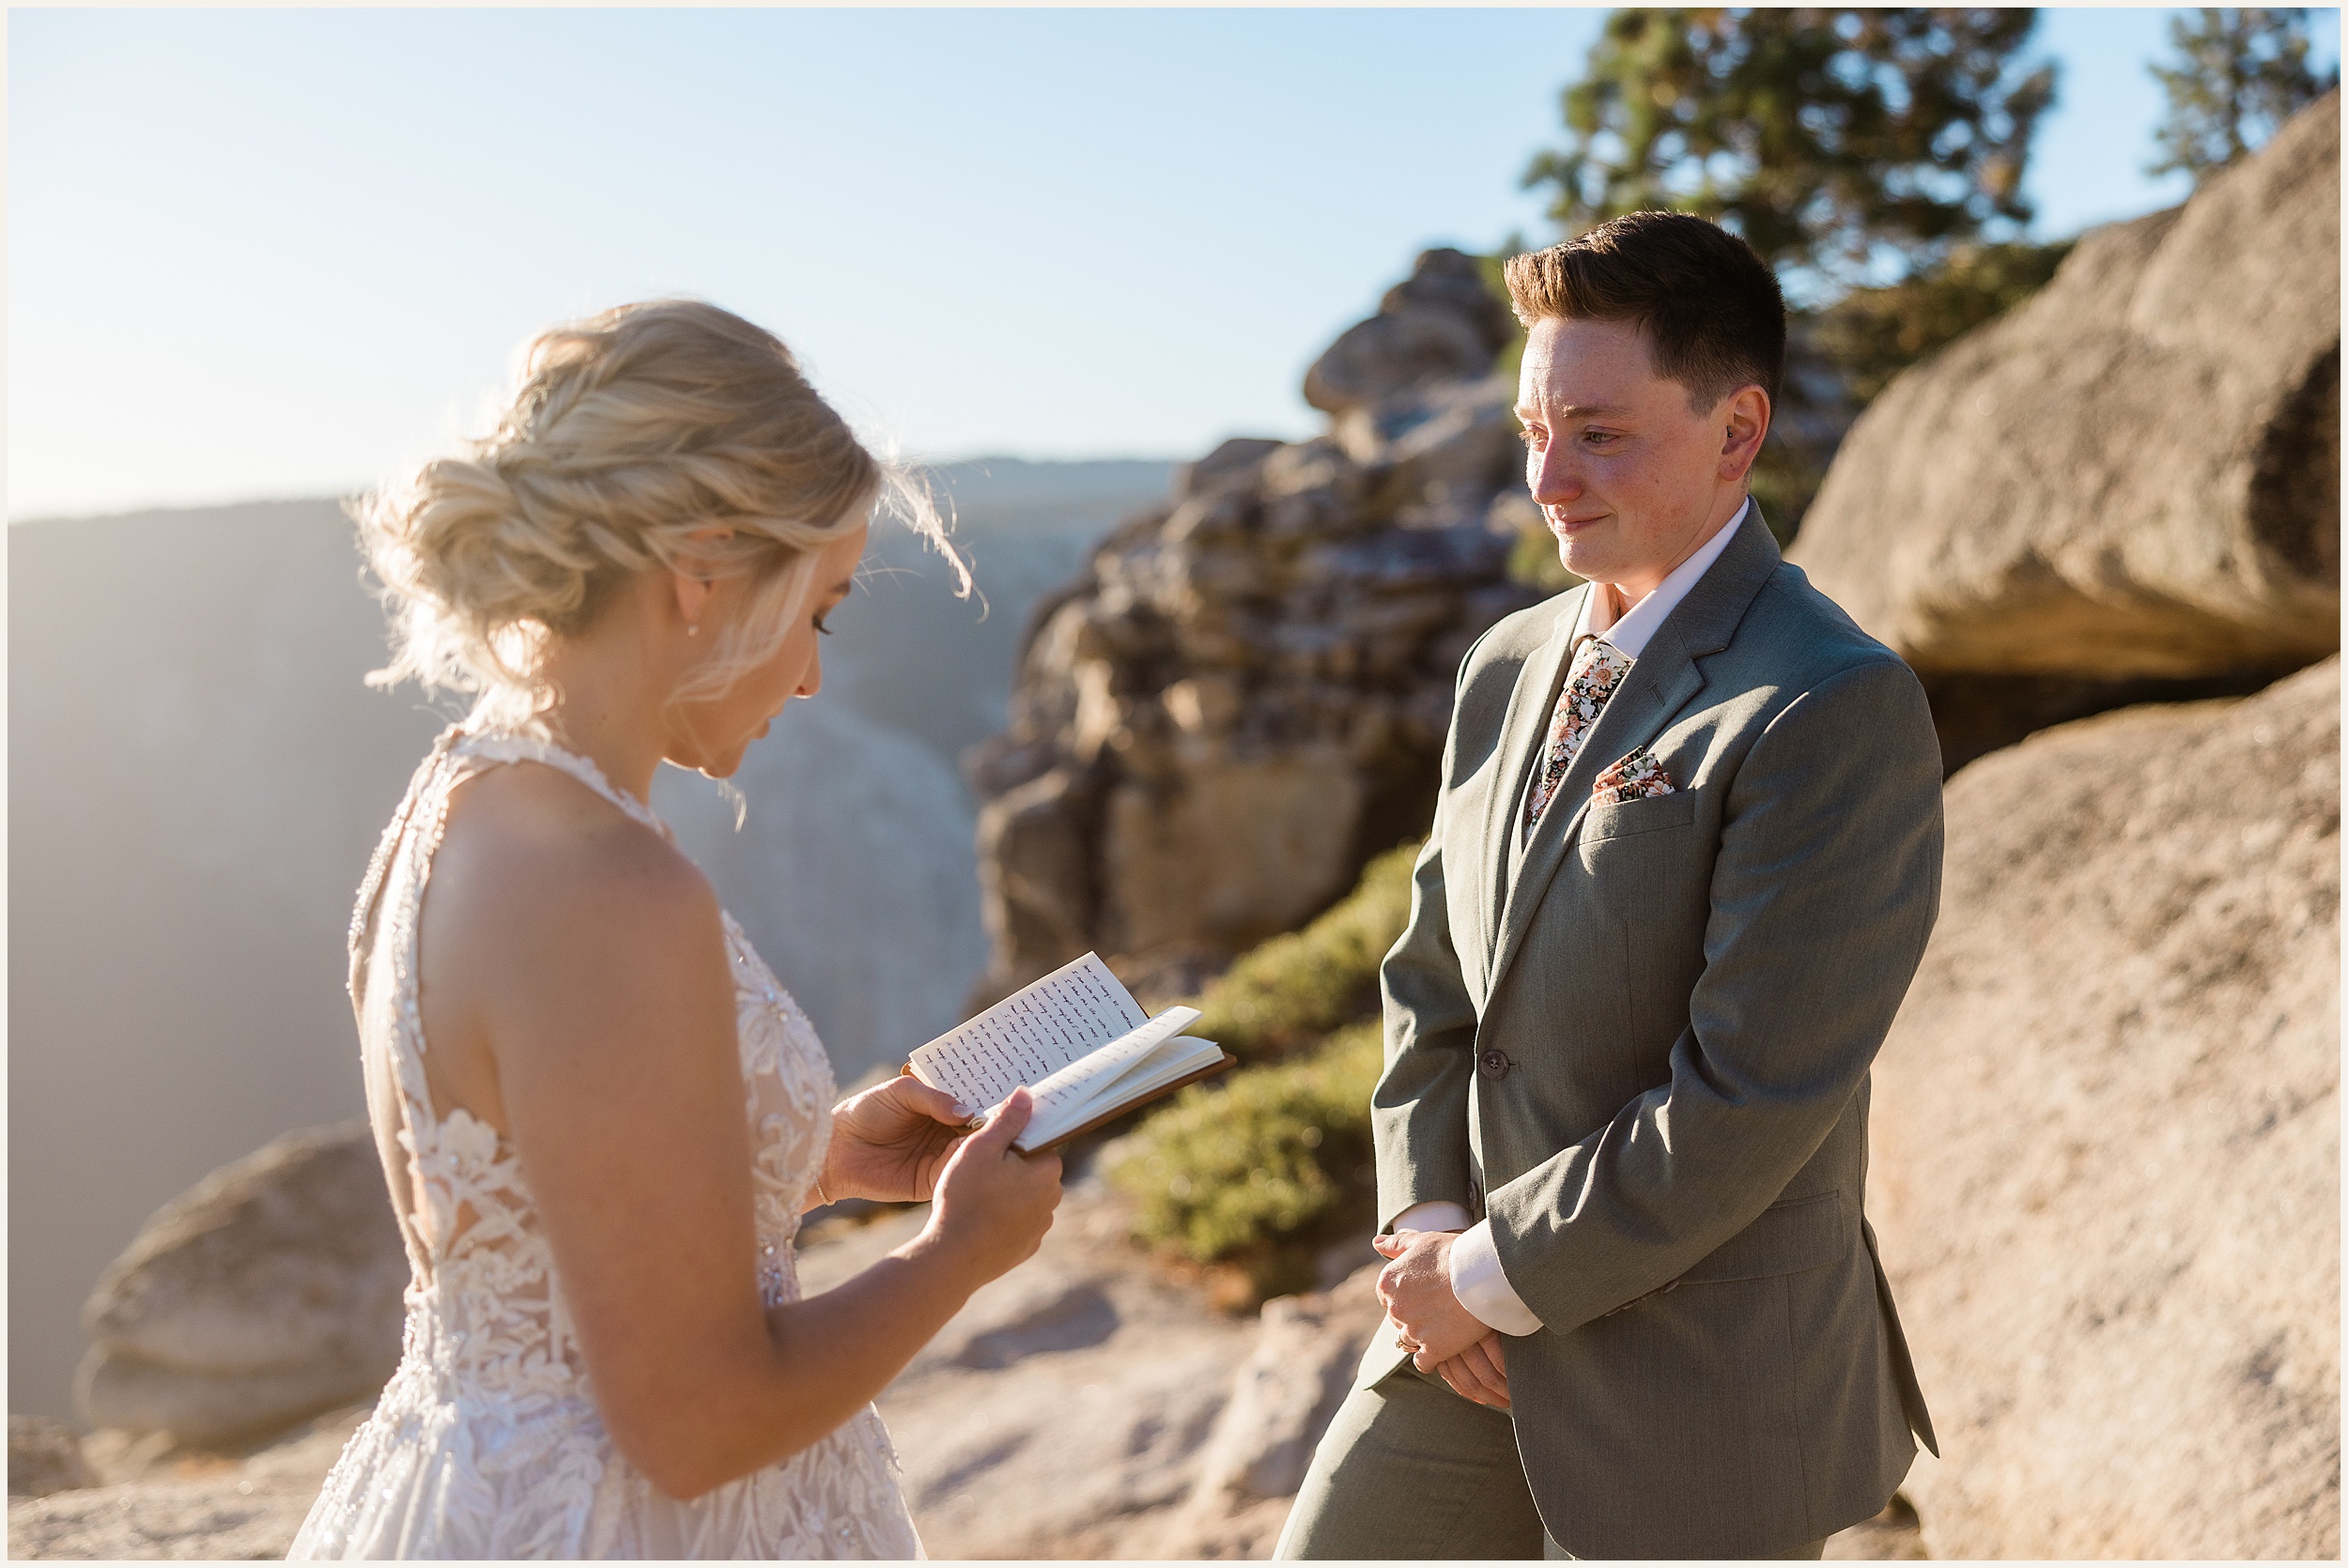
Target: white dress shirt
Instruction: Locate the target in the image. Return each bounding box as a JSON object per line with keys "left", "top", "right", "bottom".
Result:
{"left": 1393, "top": 499, "right": 1751, "bottom": 1338}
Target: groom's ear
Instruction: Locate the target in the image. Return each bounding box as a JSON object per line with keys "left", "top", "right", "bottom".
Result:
{"left": 1715, "top": 384, "right": 1770, "bottom": 482}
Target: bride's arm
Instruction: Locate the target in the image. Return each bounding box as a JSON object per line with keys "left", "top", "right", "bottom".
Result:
{"left": 477, "top": 822, "right": 1061, "bottom": 1500}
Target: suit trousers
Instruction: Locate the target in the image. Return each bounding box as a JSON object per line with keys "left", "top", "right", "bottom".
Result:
{"left": 1274, "top": 1364, "right": 1546, "bottom": 1560}
{"left": 1275, "top": 1363, "right": 1830, "bottom": 1560}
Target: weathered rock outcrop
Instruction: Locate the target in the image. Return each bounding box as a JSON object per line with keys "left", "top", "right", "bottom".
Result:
{"left": 1867, "top": 657, "right": 2340, "bottom": 1558}
{"left": 1791, "top": 93, "right": 2340, "bottom": 766}
{"left": 76, "top": 1124, "right": 406, "bottom": 1447}
{"left": 966, "top": 249, "right": 1541, "bottom": 998}
{"left": 8, "top": 1419, "right": 95, "bottom": 1499}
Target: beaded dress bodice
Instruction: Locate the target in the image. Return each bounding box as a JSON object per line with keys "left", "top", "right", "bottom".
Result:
{"left": 286, "top": 727, "right": 921, "bottom": 1560}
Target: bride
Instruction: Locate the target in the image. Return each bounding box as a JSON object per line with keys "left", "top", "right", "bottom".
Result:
{"left": 289, "top": 300, "right": 1063, "bottom": 1558}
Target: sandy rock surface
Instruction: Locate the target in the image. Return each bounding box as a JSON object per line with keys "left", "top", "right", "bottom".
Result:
{"left": 1867, "top": 658, "right": 2340, "bottom": 1558}
{"left": 11, "top": 1174, "right": 1925, "bottom": 1559}
{"left": 1791, "top": 92, "right": 2339, "bottom": 684}
{"left": 76, "top": 1123, "right": 406, "bottom": 1446}
{"left": 7, "top": 1404, "right": 370, "bottom": 1560}
{"left": 796, "top": 1179, "right": 1377, "bottom": 1560}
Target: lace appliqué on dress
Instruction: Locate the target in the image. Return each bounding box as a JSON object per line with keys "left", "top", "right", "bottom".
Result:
{"left": 287, "top": 726, "right": 922, "bottom": 1560}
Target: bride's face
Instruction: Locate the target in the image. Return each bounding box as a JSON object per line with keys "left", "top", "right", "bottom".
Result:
{"left": 667, "top": 524, "right": 869, "bottom": 778}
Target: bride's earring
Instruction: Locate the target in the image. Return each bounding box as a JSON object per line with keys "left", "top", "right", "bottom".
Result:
{"left": 687, "top": 622, "right": 701, "bottom": 638}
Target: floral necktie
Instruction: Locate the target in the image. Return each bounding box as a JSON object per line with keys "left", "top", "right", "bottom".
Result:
{"left": 1524, "top": 635, "right": 1633, "bottom": 828}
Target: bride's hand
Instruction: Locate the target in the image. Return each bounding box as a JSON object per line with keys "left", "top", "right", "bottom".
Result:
{"left": 817, "top": 1074, "right": 975, "bottom": 1207}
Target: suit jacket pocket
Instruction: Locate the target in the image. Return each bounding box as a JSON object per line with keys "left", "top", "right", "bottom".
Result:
{"left": 1678, "top": 1191, "right": 1847, "bottom": 1283}
{"left": 1576, "top": 790, "right": 1704, "bottom": 925}
{"left": 1579, "top": 789, "right": 1698, "bottom": 843}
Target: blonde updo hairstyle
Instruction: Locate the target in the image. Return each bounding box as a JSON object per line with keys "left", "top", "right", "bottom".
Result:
{"left": 359, "top": 299, "right": 962, "bottom": 731}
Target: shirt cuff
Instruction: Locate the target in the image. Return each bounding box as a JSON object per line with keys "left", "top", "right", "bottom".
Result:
{"left": 1391, "top": 1201, "right": 1474, "bottom": 1234}
{"left": 1448, "top": 1220, "right": 1544, "bottom": 1336}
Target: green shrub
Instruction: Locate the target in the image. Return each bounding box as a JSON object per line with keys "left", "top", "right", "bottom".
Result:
{"left": 1110, "top": 839, "right": 1428, "bottom": 1286}
{"left": 1109, "top": 1022, "right": 1384, "bottom": 1264}
{"left": 1189, "top": 842, "right": 1419, "bottom": 1063}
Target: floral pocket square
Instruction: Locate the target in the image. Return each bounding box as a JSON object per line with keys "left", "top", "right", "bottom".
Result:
{"left": 1592, "top": 747, "right": 1676, "bottom": 806}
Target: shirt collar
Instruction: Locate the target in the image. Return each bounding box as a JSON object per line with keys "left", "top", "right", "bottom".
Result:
{"left": 1571, "top": 498, "right": 1751, "bottom": 658}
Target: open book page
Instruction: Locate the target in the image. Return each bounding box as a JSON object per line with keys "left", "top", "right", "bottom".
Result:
{"left": 1016, "top": 1024, "right": 1224, "bottom": 1152}
{"left": 1019, "top": 1007, "right": 1202, "bottom": 1142}
{"left": 907, "top": 952, "right": 1148, "bottom": 1111}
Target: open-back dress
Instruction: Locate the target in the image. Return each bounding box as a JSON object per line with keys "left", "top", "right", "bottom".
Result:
{"left": 287, "top": 726, "right": 924, "bottom": 1559}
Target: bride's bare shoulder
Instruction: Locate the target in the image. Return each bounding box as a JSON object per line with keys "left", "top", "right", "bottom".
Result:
{"left": 430, "top": 761, "right": 720, "bottom": 963}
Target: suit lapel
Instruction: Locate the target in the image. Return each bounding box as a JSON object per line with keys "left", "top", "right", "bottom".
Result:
{"left": 1483, "top": 508, "right": 1784, "bottom": 1007}
{"left": 1475, "top": 586, "right": 1585, "bottom": 972}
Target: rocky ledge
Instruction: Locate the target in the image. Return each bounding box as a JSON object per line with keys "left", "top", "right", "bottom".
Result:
{"left": 11, "top": 1172, "right": 1923, "bottom": 1560}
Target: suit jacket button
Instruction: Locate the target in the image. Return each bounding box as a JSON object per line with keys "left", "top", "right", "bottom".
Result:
{"left": 1480, "top": 1048, "right": 1511, "bottom": 1080}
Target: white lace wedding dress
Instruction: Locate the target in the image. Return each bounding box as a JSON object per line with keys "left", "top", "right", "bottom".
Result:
{"left": 288, "top": 726, "right": 925, "bottom": 1559}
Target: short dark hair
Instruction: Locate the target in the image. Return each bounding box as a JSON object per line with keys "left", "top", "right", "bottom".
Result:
{"left": 1503, "top": 211, "right": 1785, "bottom": 411}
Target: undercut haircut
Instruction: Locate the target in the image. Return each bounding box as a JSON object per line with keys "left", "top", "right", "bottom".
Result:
{"left": 1504, "top": 211, "right": 1786, "bottom": 412}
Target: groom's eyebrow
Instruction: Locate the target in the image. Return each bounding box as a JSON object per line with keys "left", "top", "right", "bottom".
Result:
{"left": 1515, "top": 400, "right": 1632, "bottom": 420}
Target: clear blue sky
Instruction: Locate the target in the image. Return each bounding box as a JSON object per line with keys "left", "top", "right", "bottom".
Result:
{"left": 11, "top": 8, "right": 2338, "bottom": 520}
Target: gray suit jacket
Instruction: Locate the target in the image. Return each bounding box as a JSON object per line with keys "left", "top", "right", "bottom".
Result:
{"left": 1367, "top": 507, "right": 1940, "bottom": 1558}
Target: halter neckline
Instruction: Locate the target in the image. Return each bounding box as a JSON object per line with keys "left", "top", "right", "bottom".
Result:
{"left": 452, "top": 724, "right": 672, "bottom": 840}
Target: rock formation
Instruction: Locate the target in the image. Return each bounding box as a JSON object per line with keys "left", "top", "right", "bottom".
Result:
{"left": 1866, "top": 658, "right": 2340, "bottom": 1558}
{"left": 966, "top": 249, "right": 1542, "bottom": 999}
{"left": 75, "top": 1123, "right": 405, "bottom": 1447}
{"left": 8, "top": 1419, "right": 95, "bottom": 1500}
{"left": 1790, "top": 92, "right": 2340, "bottom": 770}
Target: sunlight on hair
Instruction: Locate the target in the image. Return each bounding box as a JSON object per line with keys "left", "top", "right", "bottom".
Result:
{"left": 355, "top": 300, "right": 975, "bottom": 772}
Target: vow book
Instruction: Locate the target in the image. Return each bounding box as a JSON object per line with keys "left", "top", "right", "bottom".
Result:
{"left": 908, "top": 953, "right": 1229, "bottom": 1153}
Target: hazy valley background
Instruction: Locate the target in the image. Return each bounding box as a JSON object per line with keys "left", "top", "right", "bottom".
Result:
{"left": 7, "top": 457, "right": 1172, "bottom": 1423}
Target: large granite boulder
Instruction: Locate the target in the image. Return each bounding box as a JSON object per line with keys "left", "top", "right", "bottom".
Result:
{"left": 76, "top": 1123, "right": 406, "bottom": 1446}
{"left": 1867, "top": 657, "right": 2340, "bottom": 1557}
{"left": 1792, "top": 94, "right": 2339, "bottom": 694}
{"left": 965, "top": 249, "right": 1542, "bottom": 1000}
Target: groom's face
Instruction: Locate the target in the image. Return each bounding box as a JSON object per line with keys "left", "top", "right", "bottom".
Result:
{"left": 1516, "top": 315, "right": 1766, "bottom": 600}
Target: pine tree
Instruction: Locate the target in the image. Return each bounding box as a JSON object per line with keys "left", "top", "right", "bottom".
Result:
{"left": 1522, "top": 8, "right": 2057, "bottom": 295}
{"left": 2149, "top": 8, "right": 2337, "bottom": 183}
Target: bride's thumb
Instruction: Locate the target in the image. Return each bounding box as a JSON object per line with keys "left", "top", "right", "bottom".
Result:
{"left": 967, "top": 1086, "right": 1034, "bottom": 1153}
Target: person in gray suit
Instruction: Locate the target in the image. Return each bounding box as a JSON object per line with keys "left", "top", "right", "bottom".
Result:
{"left": 1276, "top": 211, "right": 1941, "bottom": 1560}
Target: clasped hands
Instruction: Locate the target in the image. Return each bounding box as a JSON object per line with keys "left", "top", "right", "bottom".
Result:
{"left": 1373, "top": 1229, "right": 1510, "bottom": 1410}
